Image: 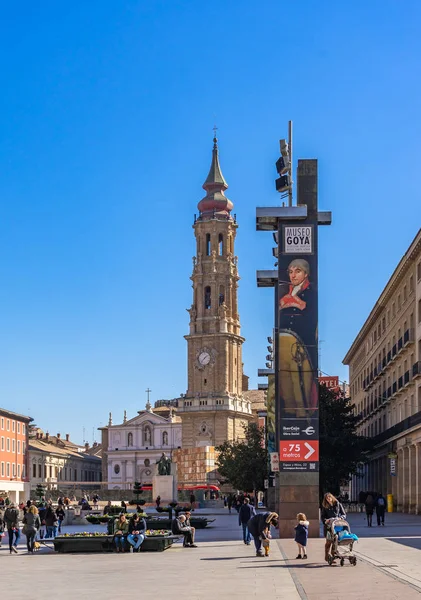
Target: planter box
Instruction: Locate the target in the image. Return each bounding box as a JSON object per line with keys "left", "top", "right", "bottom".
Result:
{"left": 53, "top": 534, "right": 178, "bottom": 553}
{"left": 53, "top": 536, "right": 113, "bottom": 553}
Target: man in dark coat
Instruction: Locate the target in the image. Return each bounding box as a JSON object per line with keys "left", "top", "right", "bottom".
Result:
{"left": 376, "top": 494, "right": 386, "bottom": 526}
{"left": 238, "top": 498, "right": 256, "bottom": 545}
{"left": 247, "top": 511, "right": 278, "bottom": 556}
{"left": 4, "top": 502, "right": 20, "bottom": 554}
{"left": 171, "top": 514, "right": 197, "bottom": 548}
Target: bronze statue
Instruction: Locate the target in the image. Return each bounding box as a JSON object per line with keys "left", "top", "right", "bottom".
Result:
{"left": 156, "top": 452, "right": 171, "bottom": 476}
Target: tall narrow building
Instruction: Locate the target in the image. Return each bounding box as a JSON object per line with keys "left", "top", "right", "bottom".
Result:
{"left": 178, "top": 137, "right": 253, "bottom": 447}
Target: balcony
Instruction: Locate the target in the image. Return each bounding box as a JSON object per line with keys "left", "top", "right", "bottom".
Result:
{"left": 404, "top": 329, "right": 414, "bottom": 347}
{"left": 404, "top": 370, "right": 413, "bottom": 387}
{"left": 413, "top": 361, "right": 421, "bottom": 380}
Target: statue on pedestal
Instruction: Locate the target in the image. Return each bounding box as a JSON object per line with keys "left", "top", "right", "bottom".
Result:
{"left": 156, "top": 452, "right": 171, "bottom": 476}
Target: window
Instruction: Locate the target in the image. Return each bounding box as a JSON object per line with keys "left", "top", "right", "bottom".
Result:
{"left": 22, "top": 424, "right": 25, "bottom": 435}
{"left": 410, "top": 275, "right": 414, "bottom": 291}
{"left": 218, "top": 234, "right": 223, "bottom": 256}
{"left": 206, "top": 233, "right": 211, "bottom": 256}
{"left": 33, "top": 463, "right": 36, "bottom": 478}
{"left": 22, "top": 464, "right": 25, "bottom": 479}
{"left": 6, "top": 438, "right": 10, "bottom": 452}
{"left": 1, "top": 437, "right": 3, "bottom": 451}
{"left": 392, "top": 303, "right": 396, "bottom": 318}
{"left": 127, "top": 432, "right": 133, "bottom": 447}
{"left": 418, "top": 300, "right": 421, "bottom": 324}
{"left": 74, "top": 469, "right": 77, "bottom": 481}
{"left": 17, "top": 464, "right": 21, "bottom": 478}
{"left": 12, "top": 421, "right": 15, "bottom": 433}
{"left": 12, "top": 439, "right": 15, "bottom": 453}
{"left": 204, "top": 286, "right": 211, "bottom": 309}
{"left": 38, "top": 464, "right": 41, "bottom": 478}
{"left": 0, "top": 418, "right": 3, "bottom": 429}
{"left": 403, "top": 285, "right": 407, "bottom": 302}
{"left": 44, "top": 465, "right": 47, "bottom": 478}
{"left": 22, "top": 441, "right": 25, "bottom": 454}
{"left": 6, "top": 420, "right": 10, "bottom": 431}
{"left": 398, "top": 294, "right": 401, "bottom": 310}
{"left": 12, "top": 463, "right": 16, "bottom": 477}
{"left": 1, "top": 462, "right": 4, "bottom": 477}
{"left": 162, "top": 431, "right": 168, "bottom": 445}
{"left": 49, "top": 465, "right": 52, "bottom": 478}
{"left": 17, "top": 422, "right": 20, "bottom": 433}
{"left": 417, "top": 262, "right": 421, "bottom": 281}
{"left": 65, "top": 467, "right": 68, "bottom": 480}
{"left": 114, "top": 464, "right": 120, "bottom": 474}
{"left": 6, "top": 463, "right": 10, "bottom": 477}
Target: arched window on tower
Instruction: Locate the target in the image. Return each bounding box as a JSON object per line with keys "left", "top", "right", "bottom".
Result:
{"left": 127, "top": 432, "right": 133, "bottom": 447}
{"left": 162, "top": 431, "right": 168, "bottom": 446}
{"left": 206, "top": 233, "right": 211, "bottom": 256}
{"left": 218, "top": 234, "right": 223, "bottom": 256}
{"left": 205, "top": 286, "right": 211, "bottom": 309}
{"left": 219, "top": 285, "right": 225, "bottom": 305}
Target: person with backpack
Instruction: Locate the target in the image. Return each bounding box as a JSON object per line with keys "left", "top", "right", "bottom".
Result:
{"left": 376, "top": 494, "right": 386, "bottom": 526}
{"left": 4, "top": 502, "right": 20, "bottom": 554}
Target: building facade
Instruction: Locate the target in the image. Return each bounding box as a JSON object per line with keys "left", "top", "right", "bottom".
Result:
{"left": 28, "top": 431, "right": 102, "bottom": 494}
{"left": 0, "top": 408, "right": 32, "bottom": 503}
{"left": 178, "top": 136, "right": 253, "bottom": 447}
{"left": 100, "top": 405, "right": 182, "bottom": 490}
{"left": 344, "top": 229, "right": 421, "bottom": 511}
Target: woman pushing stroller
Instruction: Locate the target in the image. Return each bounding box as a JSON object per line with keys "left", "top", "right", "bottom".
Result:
{"left": 321, "top": 493, "right": 346, "bottom": 562}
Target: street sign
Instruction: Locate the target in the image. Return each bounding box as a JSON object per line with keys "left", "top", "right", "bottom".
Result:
{"left": 390, "top": 458, "right": 396, "bottom": 476}
{"left": 280, "top": 418, "right": 319, "bottom": 439}
{"left": 279, "top": 461, "right": 319, "bottom": 472}
{"left": 264, "top": 479, "right": 269, "bottom": 489}
{"left": 270, "top": 452, "right": 280, "bottom": 472}
{"left": 279, "top": 440, "right": 319, "bottom": 463}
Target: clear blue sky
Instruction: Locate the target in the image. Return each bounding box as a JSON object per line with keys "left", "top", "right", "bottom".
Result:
{"left": 1, "top": 1, "right": 420, "bottom": 444}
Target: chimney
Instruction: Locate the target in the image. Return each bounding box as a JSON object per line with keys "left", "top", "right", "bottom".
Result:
{"left": 93, "top": 442, "right": 98, "bottom": 448}
{"left": 45, "top": 432, "right": 49, "bottom": 441}
{"left": 85, "top": 442, "right": 90, "bottom": 451}
{"left": 57, "top": 433, "right": 61, "bottom": 439}
{"left": 66, "top": 433, "right": 70, "bottom": 442}
{"left": 40, "top": 433, "right": 43, "bottom": 440}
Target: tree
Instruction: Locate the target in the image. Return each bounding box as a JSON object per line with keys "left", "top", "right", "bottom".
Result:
{"left": 35, "top": 483, "right": 46, "bottom": 502}
{"left": 319, "top": 385, "right": 374, "bottom": 497}
{"left": 216, "top": 423, "right": 267, "bottom": 494}
{"left": 133, "top": 481, "right": 143, "bottom": 502}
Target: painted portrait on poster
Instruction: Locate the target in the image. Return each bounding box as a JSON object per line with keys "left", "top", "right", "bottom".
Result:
{"left": 277, "top": 224, "right": 318, "bottom": 417}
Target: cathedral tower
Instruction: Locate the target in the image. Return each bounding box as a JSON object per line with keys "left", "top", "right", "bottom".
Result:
{"left": 179, "top": 137, "right": 253, "bottom": 447}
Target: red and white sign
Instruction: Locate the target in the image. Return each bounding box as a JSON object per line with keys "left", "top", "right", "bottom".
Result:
{"left": 319, "top": 376, "right": 339, "bottom": 391}
{"left": 279, "top": 440, "right": 319, "bottom": 462}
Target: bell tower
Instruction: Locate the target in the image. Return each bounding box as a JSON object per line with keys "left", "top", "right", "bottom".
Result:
{"left": 179, "top": 136, "right": 252, "bottom": 447}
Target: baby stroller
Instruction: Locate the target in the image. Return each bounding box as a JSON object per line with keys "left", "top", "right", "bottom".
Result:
{"left": 326, "top": 518, "right": 358, "bottom": 566}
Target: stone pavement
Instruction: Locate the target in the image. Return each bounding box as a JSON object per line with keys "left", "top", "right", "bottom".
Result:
{"left": 2, "top": 509, "right": 421, "bottom": 599}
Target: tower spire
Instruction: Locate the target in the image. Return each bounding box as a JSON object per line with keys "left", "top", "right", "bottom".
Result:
{"left": 198, "top": 135, "right": 233, "bottom": 219}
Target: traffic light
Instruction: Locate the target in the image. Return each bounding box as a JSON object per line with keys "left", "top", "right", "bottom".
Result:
{"left": 275, "top": 138, "right": 291, "bottom": 194}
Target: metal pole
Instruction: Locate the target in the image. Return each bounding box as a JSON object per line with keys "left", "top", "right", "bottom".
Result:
{"left": 288, "top": 120, "right": 293, "bottom": 207}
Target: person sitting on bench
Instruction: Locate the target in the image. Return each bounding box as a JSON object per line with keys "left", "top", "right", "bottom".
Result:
{"left": 171, "top": 514, "right": 197, "bottom": 548}
{"left": 127, "top": 513, "right": 146, "bottom": 552}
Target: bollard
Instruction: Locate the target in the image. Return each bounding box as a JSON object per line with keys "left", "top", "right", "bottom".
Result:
{"left": 387, "top": 493, "right": 393, "bottom": 513}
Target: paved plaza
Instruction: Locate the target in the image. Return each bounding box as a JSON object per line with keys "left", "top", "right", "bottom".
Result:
{"left": 2, "top": 509, "right": 421, "bottom": 599}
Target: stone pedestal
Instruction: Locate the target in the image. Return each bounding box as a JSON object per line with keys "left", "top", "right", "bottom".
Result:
{"left": 152, "top": 475, "right": 176, "bottom": 503}
{"left": 277, "top": 472, "right": 320, "bottom": 538}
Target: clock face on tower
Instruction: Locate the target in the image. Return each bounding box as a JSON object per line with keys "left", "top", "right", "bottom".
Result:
{"left": 198, "top": 351, "right": 211, "bottom": 366}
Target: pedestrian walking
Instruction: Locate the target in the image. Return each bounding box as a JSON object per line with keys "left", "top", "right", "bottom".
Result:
{"left": 238, "top": 498, "right": 256, "bottom": 545}
{"left": 227, "top": 495, "right": 233, "bottom": 514}
{"left": 294, "top": 513, "right": 309, "bottom": 559}
{"left": 376, "top": 494, "right": 386, "bottom": 526}
{"left": 22, "top": 505, "right": 41, "bottom": 553}
{"left": 321, "top": 493, "right": 346, "bottom": 563}
{"left": 4, "top": 502, "right": 20, "bottom": 554}
{"left": 44, "top": 505, "right": 58, "bottom": 538}
{"left": 365, "top": 494, "right": 375, "bottom": 527}
{"left": 189, "top": 493, "right": 196, "bottom": 510}
{"left": 247, "top": 511, "right": 278, "bottom": 557}
{"left": 155, "top": 495, "right": 161, "bottom": 509}
{"left": 0, "top": 508, "right": 4, "bottom": 547}
{"left": 56, "top": 506, "right": 65, "bottom": 533}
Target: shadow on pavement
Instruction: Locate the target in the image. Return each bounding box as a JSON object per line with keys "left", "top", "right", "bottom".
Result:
{"left": 386, "top": 537, "right": 421, "bottom": 550}
{"left": 238, "top": 563, "right": 326, "bottom": 569}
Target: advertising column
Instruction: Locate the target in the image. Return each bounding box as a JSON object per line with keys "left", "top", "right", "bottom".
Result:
{"left": 277, "top": 159, "right": 320, "bottom": 538}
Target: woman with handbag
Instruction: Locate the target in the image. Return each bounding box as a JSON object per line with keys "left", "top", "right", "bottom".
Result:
{"left": 23, "top": 505, "right": 41, "bottom": 553}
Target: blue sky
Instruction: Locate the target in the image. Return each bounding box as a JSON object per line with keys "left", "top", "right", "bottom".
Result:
{"left": 1, "top": 1, "right": 420, "bottom": 443}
